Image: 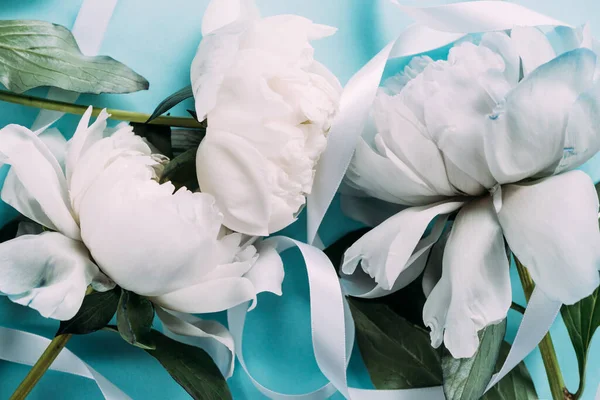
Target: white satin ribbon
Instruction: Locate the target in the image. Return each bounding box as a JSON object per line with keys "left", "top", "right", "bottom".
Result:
{"left": 31, "top": 0, "right": 119, "bottom": 133}
{"left": 228, "top": 236, "right": 356, "bottom": 400}
{"left": 229, "top": 237, "right": 563, "bottom": 399}
{"left": 485, "top": 289, "right": 562, "bottom": 392}
{"left": 0, "top": 327, "right": 130, "bottom": 399}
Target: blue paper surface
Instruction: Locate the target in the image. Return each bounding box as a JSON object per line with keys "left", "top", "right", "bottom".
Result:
{"left": 0, "top": 0, "right": 599, "bottom": 399}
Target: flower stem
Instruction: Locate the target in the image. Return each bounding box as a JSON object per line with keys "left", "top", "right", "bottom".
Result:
{"left": 0, "top": 90, "right": 203, "bottom": 129}
{"left": 515, "top": 258, "right": 572, "bottom": 400}
{"left": 9, "top": 334, "right": 73, "bottom": 400}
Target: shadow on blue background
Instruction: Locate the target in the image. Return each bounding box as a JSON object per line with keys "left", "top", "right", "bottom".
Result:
{"left": 0, "top": 0, "right": 599, "bottom": 399}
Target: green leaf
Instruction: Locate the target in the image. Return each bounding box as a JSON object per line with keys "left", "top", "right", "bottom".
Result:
{"left": 57, "top": 287, "right": 121, "bottom": 335}
{"left": 145, "top": 330, "right": 232, "bottom": 400}
{"left": 160, "top": 148, "right": 198, "bottom": 191}
{"left": 132, "top": 123, "right": 173, "bottom": 158}
{"left": 117, "top": 290, "right": 155, "bottom": 350}
{"left": 0, "top": 20, "right": 148, "bottom": 94}
{"left": 560, "top": 285, "right": 600, "bottom": 396}
{"left": 442, "top": 320, "right": 507, "bottom": 400}
{"left": 147, "top": 86, "right": 193, "bottom": 123}
{"left": 482, "top": 341, "right": 537, "bottom": 400}
{"left": 350, "top": 298, "right": 442, "bottom": 389}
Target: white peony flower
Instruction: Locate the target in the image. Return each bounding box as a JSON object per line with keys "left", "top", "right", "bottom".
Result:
{"left": 0, "top": 108, "right": 283, "bottom": 320}
{"left": 343, "top": 27, "right": 600, "bottom": 358}
{"left": 192, "top": 0, "right": 342, "bottom": 236}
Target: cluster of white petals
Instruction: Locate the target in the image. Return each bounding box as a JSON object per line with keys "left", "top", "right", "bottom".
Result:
{"left": 192, "top": 0, "right": 342, "bottom": 236}
{"left": 344, "top": 26, "right": 600, "bottom": 358}
{"left": 0, "top": 108, "right": 283, "bottom": 321}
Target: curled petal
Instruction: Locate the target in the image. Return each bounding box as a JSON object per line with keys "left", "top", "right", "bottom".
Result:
{"left": 373, "top": 94, "right": 456, "bottom": 196}
{"left": 422, "top": 227, "right": 449, "bottom": 298}
{"left": 192, "top": 26, "right": 243, "bottom": 121}
{"left": 157, "top": 308, "right": 235, "bottom": 378}
{"left": 346, "top": 138, "right": 446, "bottom": 206}
{"left": 244, "top": 240, "right": 285, "bottom": 296}
{"left": 69, "top": 126, "right": 152, "bottom": 217}
{"left": 0, "top": 125, "right": 79, "bottom": 239}
{"left": 150, "top": 277, "right": 257, "bottom": 314}
{"left": 65, "top": 107, "right": 109, "bottom": 185}
{"left": 423, "top": 197, "right": 511, "bottom": 358}
{"left": 0, "top": 232, "right": 113, "bottom": 320}
{"left": 498, "top": 171, "right": 600, "bottom": 304}
{"left": 485, "top": 48, "right": 597, "bottom": 184}
{"left": 196, "top": 130, "right": 273, "bottom": 236}
{"left": 555, "top": 81, "right": 600, "bottom": 174}
{"left": 511, "top": 26, "right": 556, "bottom": 76}
{"left": 342, "top": 200, "right": 464, "bottom": 291}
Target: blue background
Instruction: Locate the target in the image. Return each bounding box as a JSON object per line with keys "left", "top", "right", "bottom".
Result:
{"left": 0, "top": 0, "right": 599, "bottom": 399}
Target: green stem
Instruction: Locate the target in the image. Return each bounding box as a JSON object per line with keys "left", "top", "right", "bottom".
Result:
{"left": 515, "top": 258, "right": 573, "bottom": 400}
{"left": 9, "top": 334, "right": 73, "bottom": 400}
{"left": 0, "top": 90, "right": 202, "bottom": 129}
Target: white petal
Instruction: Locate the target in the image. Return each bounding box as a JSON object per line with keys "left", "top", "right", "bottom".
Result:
{"left": 422, "top": 228, "right": 449, "bottom": 298}
{"left": 156, "top": 308, "right": 235, "bottom": 378}
{"left": 244, "top": 240, "right": 284, "bottom": 296}
{"left": 554, "top": 81, "right": 600, "bottom": 174}
{"left": 342, "top": 200, "right": 464, "bottom": 290}
{"left": 498, "top": 171, "right": 600, "bottom": 304}
{"left": 0, "top": 124, "right": 79, "bottom": 239}
{"left": 481, "top": 32, "right": 520, "bottom": 85}
{"left": 423, "top": 197, "right": 511, "bottom": 358}
{"left": 485, "top": 48, "right": 597, "bottom": 184}
{"left": 39, "top": 128, "right": 67, "bottom": 169}
{"left": 65, "top": 108, "right": 109, "bottom": 186}
{"left": 424, "top": 43, "right": 509, "bottom": 189}
{"left": 78, "top": 155, "right": 240, "bottom": 297}
{"left": 196, "top": 129, "right": 273, "bottom": 236}
{"left": 346, "top": 138, "right": 446, "bottom": 206}
{"left": 202, "top": 0, "right": 260, "bottom": 36}
{"left": 150, "top": 277, "right": 256, "bottom": 314}
{"left": 0, "top": 232, "right": 114, "bottom": 320}
{"left": 511, "top": 27, "right": 556, "bottom": 76}
{"left": 373, "top": 94, "right": 455, "bottom": 196}
{"left": 192, "top": 25, "right": 243, "bottom": 120}
{"left": 69, "top": 125, "right": 151, "bottom": 217}
{"left": 548, "top": 26, "right": 591, "bottom": 56}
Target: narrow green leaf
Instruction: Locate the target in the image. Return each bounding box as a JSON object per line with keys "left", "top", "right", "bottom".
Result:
{"left": 442, "top": 320, "right": 507, "bottom": 400}
{"left": 147, "top": 86, "right": 193, "bottom": 123}
{"left": 350, "top": 298, "right": 443, "bottom": 389}
{"left": 57, "top": 287, "right": 121, "bottom": 335}
{"left": 160, "top": 148, "right": 198, "bottom": 191}
{"left": 117, "top": 290, "right": 155, "bottom": 350}
{"left": 0, "top": 20, "right": 148, "bottom": 94}
{"left": 132, "top": 123, "right": 173, "bottom": 158}
{"left": 145, "top": 330, "right": 232, "bottom": 400}
{"left": 482, "top": 342, "right": 537, "bottom": 400}
{"left": 560, "top": 286, "right": 600, "bottom": 396}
